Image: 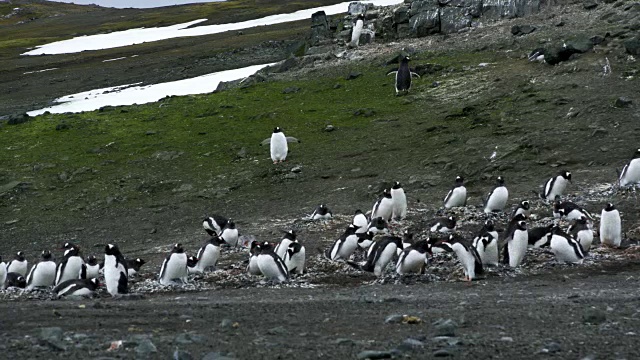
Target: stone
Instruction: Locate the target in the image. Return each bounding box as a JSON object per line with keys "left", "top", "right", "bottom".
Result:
{"left": 345, "top": 72, "right": 362, "bottom": 80}
{"left": 511, "top": 24, "right": 536, "bottom": 36}
{"left": 583, "top": 308, "right": 607, "bottom": 324}
{"left": 39, "top": 327, "right": 63, "bottom": 342}
{"left": 440, "top": 7, "right": 472, "bottom": 34}
{"left": 220, "top": 319, "right": 234, "bottom": 328}
{"left": 410, "top": 0, "right": 438, "bottom": 17}
{"left": 614, "top": 97, "right": 633, "bottom": 108}
{"left": 291, "top": 166, "right": 302, "bottom": 173}
{"left": 349, "top": 2, "right": 370, "bottom": 15}
{"left": 565, "top": 36, "right": 594, "bottom": 53}
{"left": 310, "top": 11, "right": 330, "bottom": 46}
{"left": 434, "top": 319, "right": 457, "bottom": 337}
{"left": 409, "top": 10, "right": 440, "bottom": 37}
{"left": 433, "top": 349, "right": 454, "bottom": 357}
{"left": 266, "top": 326, "right": 287, "bottom": 335}
{"left": 385, "top": 314, "right": 405, "bottom": 324}
{"left": 623, "top": 38, "right": 640, "bottom": 56}
{"left": 201, "top": 352, "right": 236, "bottom": 360}
{"left": 7, "top": 113, "right": 30, "bottom": 125}
{"left": 324, "top": 125, "right": 335, "bottom": 132}
{"left": 282, "top": 86, "right": 301, "bottom": 94}
{"left": 583, "top": 1, "right": 598, "bottom": 10}
{"left": 135, "top": 339, "right": 157, "bottom": 357}
{"left": 173, "top": 350, "right": 194, "bottom": 360}
{"left": 393, "top": 6, "right": 410, "bottom": 24}
{"left": 544, "top": 45, "right": 574, "bottom": 65}
{"left": 402, "top": 338, "right": 425, "bottom": 348}
{"left": 56, "top": 123, "right": 70, "bottom": 131}
{"left": 356, "top": 350, "right": 393, "bottom": 359}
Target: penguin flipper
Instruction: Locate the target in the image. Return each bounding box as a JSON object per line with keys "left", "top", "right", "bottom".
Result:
{"left": 410, "top": 72, "right": 421, "bottom": 78}
{"left": 386, "top": 70, "right": 398, "bottom": 76}
{"left": 260, "top": 138, "right": 271, "bottom": 146}
{"left": 285, "top": 136, "right": 300, "bottom": 143}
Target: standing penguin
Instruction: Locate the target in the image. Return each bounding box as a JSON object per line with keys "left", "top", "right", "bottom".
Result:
{"left": 396, "top": 240, "right": 431, "bottom": 275}
{"left": 53, "top": 278, "right": 100, "bottom": 298}
{"left": 126, "top": 258, "right": 146, "bottom": 277}
{"left": 310, "top": 204, "right": 332, "bottom": 221}
{"left": 390, "top": 181, "right": 407, "bottom": 220}
{"left": 542, "top": 226, "right": 585, "bottom": 264}
{"left": 600, "top": 203, "right": 622, "bottom": 247}
{"left": 325, "top": 224, "right": 360, "bottom": 261}
{"left": 484, "top": 176, "right": 509, "bottom": 214}
{"left": 26, "top": 250, "right": 56, "bottom": 290}
{"left": 6, "top": 251, "right": 28, "bottom": 277}
{"left": 55, "top": 243, "right": 84, "bottom": 285}
{"left": 430, "top": 215, "right": 457, "bottom": 234}
{"left": 352, "top": 209, "right": 369, "bottom": 234}
{"left": 80, "top": 255, "right": 101, "bottom": 280}
{"left": 569, "top": 217, "right": 594, "bottom": 252}
{"left": 541, "top": 170, "right": 572, "bottom": 200}
{"left": 350, "top": 14, "right": 365, "bottom": 47}
{"left": 261, "top": 127, "right": 299, "bottom": 164}
{"left": 189, "top": 236, "right": 225, "bottom": 273}
{"left": 348, "top": 236, "right": 403, "bottom": 277}
{"left": 618, "top": 148, "right": 640, "bottom": 187}
{"left": 472, "top": 220, "right": 499, "bottom": 267}
{"left": 503, "top": 220, "right": 528, "bottom": 268}
{"left": 104, "top": 244, "right": 128, "bottom": 296}
{"left": 435, "top": 236, "right": 484, "bottom": 281}
{"left": 203, "top": 214, "right": 228, "bottom": 236}
{"left": 275, "top": 230, "right": 297, "bottom": 260}
{"left": 371, "top": 189, "right": 393, "bottom": 222}
{"left": 285, "top": 240, "right": 306, "bottom": 275}
{"left": 159, "top": 243, "right": 188, "bottom": 285}
{"left": 220, "top": 220, "right": 239, "bottom": 247}
{"left": 443, "top": 176, "right": 467, "bottom": 209}
{"left": 387, "top": 55, "right": 420, "bottom": 95}
{"left": 247, "top": 241, "right": 263, "bottom": 275}
{"left": 0, "top": 256, "right": 6, "bottom": 290}
{"left": 257, "top": 242, "right": 289, "bottom": 283}
{"left": 512, "top": 200, "right": 531, "bottom": 218}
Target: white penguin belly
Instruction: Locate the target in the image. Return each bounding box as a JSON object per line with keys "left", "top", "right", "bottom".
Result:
{"left": 577, "top": 229, "right": 594, "bottom": 252}
{"left": 286, "top": 248, "right": 306, "bottom": 274}
{"left": 84, "top": 264, "right": 100, "bottom": 279}
{"left": 275, "top": 239, "right": 293, "bottom": 260}
{"left": 485, "top": 187, "right": 509, "bottom": 213}
{"left": 550, "top": 235, "right": 584, "bottom": 263}
{"left": 508, "top": 230, "right": 528, "bottom": 268}
{"left": 484, "top": 239, "right": 499, "bottom": 266}
{"left": 247, "top": 256, "right": 261, "bottom": 275}
{"left": 160, "top": 253, "right": 188, "bottom": 285}
{"left": 8, "top": 261, "right": 27, "bottom": 277}
{"left": 351, "top": 19, "right": 363, "bottom": 46}
{"left": 104, "top": 255, "right": 127, "bottom": 295}
{"left": 396, "top": 250, "right": 426, "bottom": 274}
{"left": 270, "top": 133, "right": 288, "bottom": 162}
{"left": 221, "top": 228, "right": 238, "bottom": 247}
{"left": 546, "top": 177, "right": 568, "bottom": 200}
{"left": 0, "top": 263, "right": 6, "bottom": 289}
{"left": 390, "top": 189, "right": 407, "bottom": 220}
{"left": 257, "top": 254, "right": 287, "bottom": 282}
{"left": 372, "top": 199, "right": 393, "bottom": 221}
{"left": 197, "top": 244, "right": 220, "bottom": 271}
{"left": 620, "top": 159, "right": 640, "bottom": 186}
{"left": 27, "top": 262, "right": 56, "bottom": 289}
{"left": 57, "top": 257, "right": 84, "bottom": 284}
{"left": 444, "top": 187, "right": 467, "bottom": 208}
{"left": 374, "top": 244, "right": 397, "bottom": 277}
{"left": 453, "top": 244, "right": 477, "bottom": 279}
{"left": 600, "top": 210, "right": 622, "bottom": 246}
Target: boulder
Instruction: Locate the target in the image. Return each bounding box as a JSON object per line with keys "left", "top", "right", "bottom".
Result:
{"left": 440, "top": 7, "right": 472, "bottom": 33}
{"left": 349, "top": 2, "right": 371, "bottom": 15}
{"left": 409, "top": 10, "right": 441, "bottom": 37}
{"left": 310, "top": 11, "right": 331, "bottom": 46}
{"left": 624, "top": 37, "right": 640, "bottom": 56}
{"left": 409, "top": 0, "right": 439, "bottom": 17}
{"left": 565, "top": 36, "right": 594, "bottom": 53}
{"left": 393, "top": 6, "right": 410, "bottom": 24}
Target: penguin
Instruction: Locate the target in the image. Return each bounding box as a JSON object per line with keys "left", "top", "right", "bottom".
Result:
{"left": 618, "top": 148, "right": 640, "bottom": 187}
{"left": 26, "top": 250, "right": 56, "bottom": 290}
{"left": 203, "top": 214, "right": 228, "bottom": 236}
{"left": 350, "top": 14, "right": 365, "bottom": 47}
{"left": 397, "top": 230, "right": 415, "bottom": 256}
{"left": 104, "top": 244, "right": 128, "bottom": 296}
{"left": 472, "top": 220, "right": 499, "bottom": 267}
{"left": 189, "top": 236, "right": 225, "bottom": 274}
{"left": 247, "top": 241, "right": 262, "bottom": 275}
{"left": 275, "top": 230, "right": 297, "bottom": 260}
{"left": 371, "top": 189, "right": 393, "bottom": 222}
{"left": 348, "top": 236, "right": 403, "bottom": 277}
{"left": 443, "top": 176, "right": 467, "bottom": 209}
{"left": 187, "top": 256, "right": 200, "bottom": 273}
{"left": 390, "top": 181, "right": 407, "bottom": 220}
{"left": 528, "top": 224, "right": 554, "bottom": 248}
{"left": 484, "top": 176, "right": 509, "bottom": 213}
{"left": 220, "top": 220, "right": 239, "bottom": 247}
{"left": 325, "top": 224, "right": 360, "bottom": 261}
{"left": 599, "top": 203, "right": 622, "bottom": 247}
{"left": 261, "top": 127, "right": 300, "bottom": 164}
{"left": 541, "top": 170, "right": 572, "bottom": 200}
{"left": 512, "top": 200, "right": 531, "bottom": 218}
{"left": 504, "top": 213, "right": 528, "bottom": 240}
{"left": 435, "top": 236, "right": 484, "bottom": 281}
{"left": 126, "top": 258, "right": 146, "bottom": 277}
{"left": 554, "top": 200, "right": 593, "bottom": 221}
{"left": 0, "top": 256, "right": 6, "bottom": 290}
{"left": 159, "top": 243, "right": 188, "bottom": 285}
{"left": 352, "top": 209, "right": 369, "bottom": 234}
{"left": 357, "top": 231, "right": 376, "bottom": 251}
{"left": 528, "top": 47, "right": 546, "bottom": 62}
{"left": 310, "top": 204, "right": 332, "bottom": 221}
{"left": 503, "top": 220, "right": 528, "bottom": 268}
{"left": 430, "top": 215, "right": 456, "bottom": 233}
{"left": 285, "top": 241, "right": 306, "bottom": 275}
{"left": 53, "top": 278, "right": 100, "bottom": 298}
{"left": 543, "top": 226, "right": 585, "bottom": 264}
{"left": 367, "top": 216, "right": 389, "bottom": 235}
{"left": 6, "top": 251, "right": 28, "bottom": 277}
{"left": 55, "top": 243, "right": 84, "bottom": 285}
{"left": 396, "top": 239, "right": 431, "bottom": 275}
{"left": 5, "top": 273, "right": 26, "bottom": 289}
{"left": 569, "top": 216, "right": 594, "bottom": 252}
{"left": 387, "top": 55, "right": 420, "bottom": 95}
{"left": 256, "top": 242, "right": 289, "bottom": 283}
{"left": 80, "top": 255, "right": 101, "bottom": 279}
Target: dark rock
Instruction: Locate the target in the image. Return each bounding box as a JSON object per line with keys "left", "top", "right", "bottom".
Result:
{"left": 282, "top": 86, "right": 301, "bottom": 94}
{"left": 414, "top": 63, "right": 444, "bottom": 76}
{"left": 310, "top": 11, "right": 330, "bottom": 46}
{"left": 379, "top": 15, "right": 396, "bottom": 40}
{"left": 583, "top": 1, "right": 598, "bottom": 10}
{"left": 565, "top": 36, "right": 594, "bottom": 53}
{"left": 409, "top": 10, "right": 440, "bottom": 37}
{"left": 544, "top": 45, "right": 574, "bottom": 65}
{"left": 555, "top": 20, "right": 565, "bottom": 27}
{"left": 410, "top": 0, "right": 439, "bottom": 17}
{"left": 511, "top": 24, "right": 536, "bottom": 36}
{"left": 393, "top": 6, "right": 410, "bottom": 24}
{"left": 440, "top": 7, "right": 471, "bottom": 34}
{"left": 201, "top": 352, "right": 236, "bottom": 360}
{"left": 590, "top": 35, "right": 606, "bottom": 45}
{"left": 385, "top": 314, "right": 405, "bottom": 324}
{"left": 39, "top": 327, "right": 63, "bottom": 342}
{"left": 401, "top": 338, "right": 425, "bottom": 349}
{"left": 583, "top": 308, "right": 607, "bottom": 324}
{"left": 219, "top": 319, "right": 234, "bottom": 328}
{"left": 349, "top": 2, "right": 370, "bottom": 15}
{"left": 275, "top": 57, "right": 299, "bottom": 73}
{"left": 175, "top": 333, "right": 205, "bottom": 344}
{"left": 614, "top": 97, "right": 633, "bottom": 108}
{"left": 135, "top": 339, "right": 157, "bottom": 357}
{"left": 482, "top": 0, "right": 540, "bottom": 19}
{"left": 266, "top": 326, "right": 287, "bottom": 335}
{"left": 433, "top": 349, "right": 454, "bottom": 357}
{"left": 356, "top": 350, "right": 393, "bottom": 359}
{"left": 7, "top": 113, "right": 30, "bottom": 125}
{"left": 434, "top": 319, "right": 457, "bottom": 337}
{"left": 623, "top": 38, "right": 640, "bottom": 55}
{"left": 345, "top": 72, "right": 362, "bottom": 80}
{"left": 353, "top": 108, "right": 376, "bottom": 117}
{"left": 173, "top": 350, "right": 194, "bottom": 360}
{"left": 56, "top": 123, "right": 70, "bottom": 131}
{"left": 358, "top": 31, "right": 375, "bottom": 46}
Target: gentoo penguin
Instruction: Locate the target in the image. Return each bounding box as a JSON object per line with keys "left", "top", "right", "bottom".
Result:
{"left": 80, "top": 255, "right": 101, "bottom": 279}
{"left": 484, "top": 176, "right": 509, "bottom": 214}
{"left": 505, "top": 213, "right": 527, "bottom": 239}
{"left": 5, "top": 273, "right": 26, "bottom": 288}
{"left": 569, "top": 217, "right": 594, "bottom": 252}
{"left": 472, "top": 220, "right": 499, "bottom": 267}
{"left": 352, "top": 209, "right": 369, "bottom": 234}
{"left": 6, "top": 251, "right": 28, "bottom": 276}
{"left": 618, "top": 148, "right": 640, "bottom": 187}
{"left": 261, "top": 127, "right": 299, "bottom": 164}
{"left": 256, "top": 242, "right": 289, "bottom": 283}
{"left": 367, "top": 216, "right": 389, "bottom": 235}
{"left": 544, "top": 226, "right": 585, "bottom": 264}
{"left": 350, "top": 14, "right": 365, "bottom": 47}
{"left": 159, "top": 243, "right": 188, "bottom": 285}
{"left": 247, "top": 241, "right": 262, "bottom": 275}
{"left": 388, "top": 55, "right": 420, "bottom": 95}
{"left": 435, "top": 236, "right": 484, "bottom": 281}
{"left": 348, "top": 236, "right": 403, "bottom": 277}
{"left": 371, "top": 189, "right": 393, "bottom": 222}
{"left": 126, "top": 258, "right": 146, "bottom": 277}
{"left": 55, "top": 243, "right": 84, "bottom": 285}
{"left": 311, "top": 204, "right": 332, "bottom": 221}
{"left": 285, "top": 241, "right": 306, "bottom": 275}
{"left": 357, "top": 231, "right": 376, "bottom": 251}
{"left": 187, "top": 256, "right": 199, "bottom": 273}
{"left": 203, "top": 214, "right": 228, "bottom": 236}
{"left": 443, "top": 176, "right": 467, "bottom": 209}
{"left": 397, "top": 230, "right": 415, "bottom": 256}
{"left": 503, "top": 220, "right": 528, "bottom": 268}
{"left": 396, "top": 240, "right": 431, "bottom": 275}
{"left": 528, "top": 224, "right": 554, "bottom": 248}
{"left": 189, "top": 236, "right": 225, "bottom": 273}
{"left": 0, "top": 256, "right": 6, "bottom": 290}
{"left": 325, "top": 224, "right": 360, "bottom": 261}
{"left": 600, "top": 203, "right": 622, "bottom": 247}
{"left": 512, "top": 200, "right": 531, "bottom": 218}
{"left": 53, "top": 278, "right": 100, "bottom": 298}
{"left": 528, "top": 47, "right": 546, "bottom": 62}
{"left": 390, "top": 181, "right": 407, "bottom": 220}
{"left": 541, "top": 170, "right": 572, "bottom": 200}
{"left": 554, "top": 200, "right": 593, "bottom": 221}
{"left": 275, "top": 230, "right": 297, "bottom": 260}
{"left": 26, "top": 250, "right": 56, "bottom": 290}
{"left": 430, "top": 215, "right": 457, "bottom": 233}
{"left": 220, "top": 220, "right": 239, "bottom": 247}
{"left": 104, "top": 244, "right": 128, "bottom": 296}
